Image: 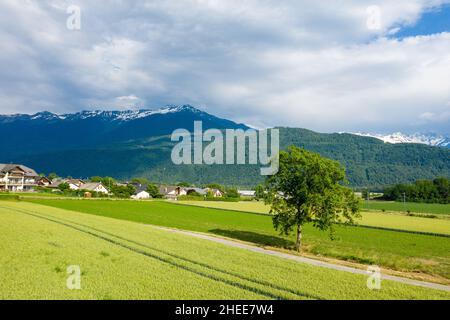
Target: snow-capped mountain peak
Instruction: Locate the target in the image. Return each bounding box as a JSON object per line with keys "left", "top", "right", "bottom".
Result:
{"left": 66, "top": 105, "right": 203, "bottom": 121}
{"left": 0, "top": 105, "right": 203, "bottom": 123}
{"left": 350, "top": 132, "right": 450, "bottom": 148}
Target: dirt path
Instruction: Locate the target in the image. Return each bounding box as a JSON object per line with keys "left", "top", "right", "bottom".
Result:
{"left": 154, "top": 226, "right": 450, "bottom": 293}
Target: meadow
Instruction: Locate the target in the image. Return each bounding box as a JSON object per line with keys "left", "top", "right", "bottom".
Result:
{"left": 1, "top": 201, "right": 449, "bottom": 300}
{"left": 362, "top": 200, "right": 450, "bottom": 215}
{"left": 24, "top": 198, "right": 450, "bottom": 282}
{"left": 178, "top": 200, "right": 450, "bottom": 215}
{"left": 178, "top": 201, "right": 450, "bottom": 235}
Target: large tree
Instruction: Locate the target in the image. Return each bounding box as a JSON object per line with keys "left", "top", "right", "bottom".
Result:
{"left": 265, "top": 146, "right": 360, "bottom": 252}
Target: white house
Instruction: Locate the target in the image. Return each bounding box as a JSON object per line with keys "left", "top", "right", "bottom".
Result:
{"left": 67, "top": 179, "right": 84, "bottom": 189}
{"left": 36, "top": 177, "right": 52, "bottom": 187}
{"left": 48, "top": 179, "right": 81, "bottom": 191}
{"left": 159, "top": 186, "right": 187, "bottom": 199}
{"left": 131, "top": 190, "right": 150, "bottom": 200}
{"left": 81, "top": 182, "right": 109, "bottom": 194}
{"left": 238, "top": 190, "right": 256, "bottom": 198}
{"left": 0, "top": 164, "right": 39, "bottom": 192}
{"left": 68, "top": 182, "right": 81, "bottom": 190}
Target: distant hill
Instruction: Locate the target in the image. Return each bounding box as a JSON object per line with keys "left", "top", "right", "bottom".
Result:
{"left": 1, "top": 106, "right": 449, "bottom": 189}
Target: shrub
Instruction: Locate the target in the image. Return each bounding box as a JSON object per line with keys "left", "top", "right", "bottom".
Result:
{"left": 178, "top": 195, "right": 205, "bottom": 201}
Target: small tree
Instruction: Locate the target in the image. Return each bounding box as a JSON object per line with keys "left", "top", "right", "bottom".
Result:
{"left": 48, "top": 173, "right": 58, "bottom": 181}
{"left": 361, "top": 188, "right": 370, "bottom": 200}
{"left": 265, "top": 146, "right": 360, "bottom": 252}
{"left": 177, "top": 182, "right": 192, "bottom": 187}
{"left": 255, "top": 184, "right": 265, "bottom": 201}
{"left": 131, "top": 177, "right": 150, "bottom": 185}
{"left": 147, "top": 184, "right": 162, "bottom": 198}
{"left": 111, "top": 184, "right": 136, "bottom": 199}
{"left": 225, "top": 188, "right": 240, "bottom": 199}
{"left": 58, "top": 182, "right": 70, "bottom": 192}
{"left": 101, "top": 177, "right": 115, "bottom": 188}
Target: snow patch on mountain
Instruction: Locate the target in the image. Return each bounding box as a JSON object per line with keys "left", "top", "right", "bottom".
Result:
{"left": 350, "top": 132, "right": 450, "bottom": 148}
{"left": 111, "top": 105, "right": 200, "bottom": 121}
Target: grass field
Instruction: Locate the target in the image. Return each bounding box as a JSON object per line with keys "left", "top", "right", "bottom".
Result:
{"left": 178, "top": 201, "right": 450, "bottom": 235}
{"left": 180, "top": 200, "right": 450, "bottom": 216}
{"left": 362, "top": 201, "right": 450, "bottom": 215}
{"left": 1, "top": 201, "right": 449, "bottom": 300}
{"left": 1, "top": 192, "right": 64, "bottom": 198}
{"left": 24, "top": 199, "right": 450, "bottom": 282}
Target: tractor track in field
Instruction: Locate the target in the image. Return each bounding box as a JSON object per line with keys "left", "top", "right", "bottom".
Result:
{"left": 2, "top": 204, "right": 450, "bottom": 294}
{"left": 152, "top": 226, "right": 450, "bottom": 292}
{"left": 0, "top": 205, "right": 321, "bottom": 300}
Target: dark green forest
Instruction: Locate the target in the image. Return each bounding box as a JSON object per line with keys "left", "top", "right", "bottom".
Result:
{"left": 382, "top": 177, "right": 449, "bottom": 204}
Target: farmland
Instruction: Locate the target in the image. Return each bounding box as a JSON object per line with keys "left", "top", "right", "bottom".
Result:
{"left": 362, "top": 201, "right": 450, "bottom": 215}
{"left": 24, "top": 198, "right": 450, "bottom": 282}
{"left": 179, "top": 200, "right": 450, "bottom": 216}
{"left": 0, "top": 201, "right": 449, "bottom": 300}
{"left": 178, "top": 201, "right": 450, "bottom": 235}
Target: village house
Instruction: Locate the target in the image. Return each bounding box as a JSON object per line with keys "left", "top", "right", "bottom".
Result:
{"left": 204, "top": 188, "right": 224, "bottom": 198}
{"left": 81, "top": 182, "right": 109, "bottom": 194}
{"left": 155, "top": 186, "right": 224, "bottom": 200}
{"left": 36, "top": 176, "right": 52, "bottom": 187}
{"left": 238, "top": 190, "right": 256, "bottom": 198}
{"left": 46, "top": 179, "right": 109, "bottom": 194}
{"left": 159, "top": 186, "right": 187, "bottom": 199}
{"left": 0, "top": 164, "right": 39, "bottom": 192}
{"left": 131, "top": 185, "right": 151, "bottom": 200}
{"left": 67, "top": 179, "right": 84, "bottom": 189}
{"left": 185, "top": 187, "right": 208, "bottom": 196}
{"left": 48, "top": 179, "right": 81, "bottom": 191}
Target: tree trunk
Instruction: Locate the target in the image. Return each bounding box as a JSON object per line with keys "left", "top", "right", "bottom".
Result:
{"left": 295, "top": 224, "right": 302, "bottom": 252}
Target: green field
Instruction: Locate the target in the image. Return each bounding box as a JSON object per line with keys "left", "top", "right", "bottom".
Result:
{"left": 362, "top": 201, "right": 450, "bottom": 215}
{"left": 179, "top": 201, "right": 450, "bottom": 235}
{"left": 0, "top": 193, "right": 67, "bottom": 201}
{"left": 24, "top": 199, "right": 450, "bottom": 281}
{"left": 180, "top": 200, "right": 450, "bottom": 216}
{"left": 1, "top": 201, "right": 448, "bottom": 300}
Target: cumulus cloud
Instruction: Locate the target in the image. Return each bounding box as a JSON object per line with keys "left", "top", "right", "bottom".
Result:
{"left": 0, "top": 0, "right": 449, "bottom": 133}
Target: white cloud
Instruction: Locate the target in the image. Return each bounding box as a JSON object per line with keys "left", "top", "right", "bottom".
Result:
{"left": 0, "top": 0, "right": 449, "bottom": 133}
{"left": 117, "top": 95, "right": 140, "bottom": 101}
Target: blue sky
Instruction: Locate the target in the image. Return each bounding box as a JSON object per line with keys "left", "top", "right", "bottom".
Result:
{"left": 0, "top": 0, "right": 449, "bottom": 134}
{"left": 395, "top": 4, "right": 450, "bottom": 38}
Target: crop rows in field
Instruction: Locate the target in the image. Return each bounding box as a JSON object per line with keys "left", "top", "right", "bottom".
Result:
{"left": 23, "top": 199, "right": 450, "bottom": 281}
{"left": 1, "top": 202, "right": 449, "bottom": 300}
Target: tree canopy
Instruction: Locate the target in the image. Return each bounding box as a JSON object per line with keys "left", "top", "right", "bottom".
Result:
{"left": 265, "top": 146, "right": 360, "bottom": 251}
{"left": 383, "top": 177, "right": 449, "bottom": 204}
{"left": 147, "top": 184, "right": 163, "bottom": 198}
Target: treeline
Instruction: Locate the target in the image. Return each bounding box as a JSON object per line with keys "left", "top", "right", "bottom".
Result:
{"left": 382, "top": 177, "right": 449, "bottom": 204}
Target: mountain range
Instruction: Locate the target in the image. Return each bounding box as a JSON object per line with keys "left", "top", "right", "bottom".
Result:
{"left": 0, "top": 105, "right": 248, "bottom": 155}
{"left": 1, "top": 105, "right": 449, "bottom": 189}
